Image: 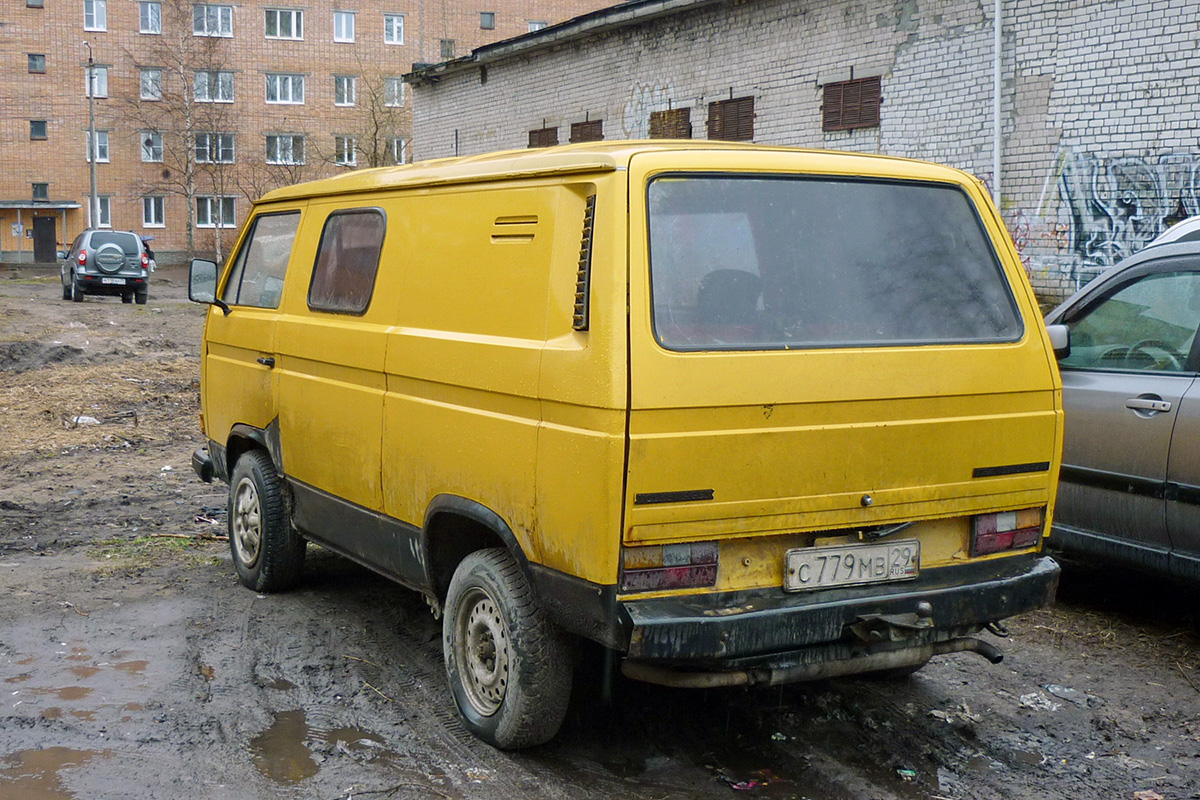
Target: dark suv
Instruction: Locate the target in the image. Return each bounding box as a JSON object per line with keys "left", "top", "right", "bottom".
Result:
{"left": 60, "top": 230, "right": 150, "bottom": 304}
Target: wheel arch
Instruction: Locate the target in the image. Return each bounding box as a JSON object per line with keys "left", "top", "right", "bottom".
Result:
{"left": 422, "top": 494, "right": 531, "bottom": 601}
{"left": 223, "top": 419, "right": 284, "bottom": 480}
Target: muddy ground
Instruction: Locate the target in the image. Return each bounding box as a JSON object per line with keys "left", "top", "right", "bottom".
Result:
{"left": 0, "top": 264, "right": 1197, "bottom": 800}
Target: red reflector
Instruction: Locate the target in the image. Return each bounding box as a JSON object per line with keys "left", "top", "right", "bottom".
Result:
{"left": 621, "top": 564, "right": 717, "bottom": 592}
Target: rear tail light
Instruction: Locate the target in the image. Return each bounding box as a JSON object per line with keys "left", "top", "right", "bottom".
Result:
{"left": 141, "top": 252, "right": 149, "bottom": 268}
{"left": 621, "top": 541, "right": 718, "bottom": 592}
{"left": 77, "top": 250, "right": 87, "bottom": 265}
{"left": 971, "top": 507, "right": 1044, "bottom": 556}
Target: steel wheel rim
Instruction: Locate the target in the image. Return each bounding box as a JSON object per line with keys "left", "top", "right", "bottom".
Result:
{"left": 455, "top": 587, "right": 510, "bottom": 716}
{"left": 232, "top": 476, "right": 263, "bottom": 568}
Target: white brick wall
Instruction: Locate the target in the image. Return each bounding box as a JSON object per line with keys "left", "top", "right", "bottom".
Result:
{"left": 413, "top": 0, "right": 1200, "bottom": 301}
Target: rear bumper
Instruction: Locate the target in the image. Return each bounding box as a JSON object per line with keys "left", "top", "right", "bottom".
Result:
{"left": 621, "top": 554, "right": 1059, "bottom": 662}
{"left": 192, "top": 447, "right": 215, "bottom": 483}
{"left": 78, "top": 274, "right": 148, "bottom": 296}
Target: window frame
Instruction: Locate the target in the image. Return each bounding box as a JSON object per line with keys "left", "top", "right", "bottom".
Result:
{"left": 141, "top": 131, "right": 164, "bottom": 162}
{"left": 32, "top": 183, "right": 49, "bottom": 202}
{"left": 266, "top": 133, "right": 306, "bottom": 165}
{"left": 30, "top": 120, "right": 48, "bottom": 140}
{"left": 85, "top": 65, "right": 109, "bottom": 98}
{"left": 333, "top": 10, "right": 354, "bottom": 42}
{"left": 28, "top": 53, "right": 46, "bottom": 73}
{"left": 97, "top": 196, "right": 112, "bottom": 228}
{"left": 195, "top": 132, "right": 235, "bottom": 164}
{"left": 383, "top": 13, "right": 403, "bottom": 44}
{"left": 142, "top": 195, "right": 166, "bottom": 227}
{"left": 390, "top": 137, "right": 406, "bottom": 165}
{"left": 140, "top": 1, "right": 162, "bottom": 33}
{"left": 196, "top": 195, "right": 237, "bottom": 228}
{"left": 334, "top": 74, "right": 356, "bottom": 106}
{"left": 221, "top": 210, "right": 300, "bottom": 308}
{"left": 86, "top": 130, "right": 110, "bottom": 163}
{"left": 84, "top": 0, "right": 107, "bottom": 31}
{"left": 307, "top": 208, "right": 386, "bottom": 315}
{"left": 334, "top": 136, "right": 357, "bottom": 166}
{"left": 140, "top": 68, "right": 163, "bottom": 100}
{"left": 480, "top": 11, "right": 495, "bottom": 29}
{"left": 265, "top": 73, "right": 305, "bottom": 104}
{"left": 194, "top": 69, "right": 234, "bottom": 103}
{"left": 193, "top": 3, "right": 233, "bottom": 37}
{"left": 264, "top": 7, "right": 303, "bottom": 40}
{"left": 384, "top": 76, "right": 404, "bottom": 107}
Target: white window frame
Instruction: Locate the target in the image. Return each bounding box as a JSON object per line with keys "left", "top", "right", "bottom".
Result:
{"left": 334, "top": 75, "right": 356, "bottom": 106}
{"left": 139, "top": 1, "right": 161, "bottom": 33}
{"left": 383, "top": 13, "right": 403, "bottom": 44}
{"left": 385, "top": 76, "right": 404, "bottom": 107}
{"left": 141, "top": 131, "right": 163, "bottom": 162}
{"left": 390, "top": 137, "right": 406, "bottom": 165}
{"left": 334, "top": 136, "right": 356, "bottom": 166}
{"left": 97, "top": 196, "right": 112, "bottom": 228}
{"left": 86, "top": 130, "right": 109, "bottom": 163}
{"left": 195, "top": 132, "right": 235, "bottom": 164}
{"left": 333, "top": 10, "right": 354, "bottom": 42}
{"left": 84, "top": 0, "right": 107, "bottom": 30}
{"left": 193, "top": 3, "right": 233, "bottom": 37}
{"left": 85, "top": 65, "right": 109, "bottom": 98}
{"left": 266, "top": 134, "right": 305, "bottom": 165}
{"left": 142, "top": 195, "right": 165, "bottom": 227}
{"left": 264, "top": 8, "right": 303, "bottom": 39}
{"left": 196, "top": 195, "right": 236, "bottom": 228}
{"left": 140, "top": 68, "right": 162, "bottom": 100}
{"left": 527, "top": 20, "right": 547, "bottom": 31}
{"left": 194, "top": 70, "right": 234, "bottom": 102}
{"left": 265, "top": 73, "right": 304, "bottom": 104}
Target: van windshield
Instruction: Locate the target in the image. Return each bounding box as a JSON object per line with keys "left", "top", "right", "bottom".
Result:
{"left": 646, "top": 175, "right": 1023, "bottom": 350}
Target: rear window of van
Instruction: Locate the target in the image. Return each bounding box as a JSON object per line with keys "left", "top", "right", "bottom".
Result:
{"left": 647, "top": 175, "right": 1023, "bottom": 350}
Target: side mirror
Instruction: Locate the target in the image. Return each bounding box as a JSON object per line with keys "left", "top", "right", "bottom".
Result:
{"left": 1046, "top": 323, "right": 1070, "bottom": 360}
{"left": 189, "top": 258, "right": 231, "bottom": 315}
{"left": 56, "top": 250, "right": 66, "bottom": 261}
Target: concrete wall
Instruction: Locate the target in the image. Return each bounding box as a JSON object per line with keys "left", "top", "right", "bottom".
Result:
{"left": 411, "top": 0, "right": 1200, "bottom": 301}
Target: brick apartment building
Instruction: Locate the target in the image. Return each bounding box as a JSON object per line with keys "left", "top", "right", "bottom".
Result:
{"left": 408, "top": 0, "right": 1200, "bottom": 301}
{"left": 0, "top": 0, "right": 611, "bottom": 262}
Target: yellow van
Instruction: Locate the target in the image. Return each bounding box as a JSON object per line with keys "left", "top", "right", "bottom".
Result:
{"left": 188, "top": 142, "right": 1064, "bottom": 749}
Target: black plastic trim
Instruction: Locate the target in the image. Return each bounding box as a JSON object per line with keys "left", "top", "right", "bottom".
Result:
{"left": 1060, "top": 464, "right": 1165, "bottom": 499}
{"left": 527, "top": 563, "right": 627, "bottom": 650}
{"left": 973, "top": 461, "right": 1050, "bottom": 478}
{"left": 634, "top": 489, "right": 714, "bottom": 505}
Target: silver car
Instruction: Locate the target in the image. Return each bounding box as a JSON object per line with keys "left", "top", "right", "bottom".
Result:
{"left": 59, "top": 229, "right": 150, "bottom": 304}
{"left": 1045, "top": 241, "right": 1200, "bottom": 582}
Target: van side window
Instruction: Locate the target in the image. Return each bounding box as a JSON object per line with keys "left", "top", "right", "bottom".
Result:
{"left": 308, "top": 209, "right": 385, "bottom": 315}
{"left": 221, "top": 211, "right": 301, "bottom": 308}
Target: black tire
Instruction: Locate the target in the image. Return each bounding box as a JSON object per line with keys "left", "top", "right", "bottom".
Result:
{"left": 135, "top": 290, "right": 148, "bottom": 305}
{"left": 227, "top": 450, "right": 305, "bottom": 592}
{"left": 121, "top": 292, "right": 133, "bottom": 304}
{"left": 61, "top": 281, "right": 70, "bottom": 301}
{"left": 70, "top": 273, "right": 84, "bottom": 303}
{"left": 443, "top": 548, "right": 572, "bottom": 749}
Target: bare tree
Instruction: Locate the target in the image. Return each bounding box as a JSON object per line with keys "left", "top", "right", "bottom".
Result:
{"left": 310, "top": 58, "right": 411, "bottom": 171}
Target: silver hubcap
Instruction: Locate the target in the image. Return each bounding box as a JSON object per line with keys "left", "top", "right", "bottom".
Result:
{"left": 455, "top": 588, "right": 510, "bottom": 716}
{"left": 232, "top": 477, "right": 262, "bottom": 568}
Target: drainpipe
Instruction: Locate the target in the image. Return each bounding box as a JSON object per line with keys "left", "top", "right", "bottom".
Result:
{"left": 992, "top": 0, "right": 1002, "bottom": 210}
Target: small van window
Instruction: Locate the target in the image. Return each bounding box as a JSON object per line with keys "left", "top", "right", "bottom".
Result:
{"left": 308, "top": 209, "right": 385, "bottom": 315}
{"left": 647, "top": 175, "right": 1023, "bottom": 350}
{"left": 222, "top": 211, "right": 301, "bottom": 308}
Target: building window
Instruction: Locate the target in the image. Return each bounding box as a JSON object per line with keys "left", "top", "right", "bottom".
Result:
{"left": 440, "top": 39, "right": 455, "bottom": 59}
{"left": 140, "top": 68, "right": 163, "bottom": 100}
{"left": 334, "top": 75, "right": 356, "bottom": 106}
{"left": 390, "top": 137, "right": 406, "bottom": 165}
{"left": 334, "top": 136, "right": 356, "bottom": 166}
{"left": 266, "top": 134, "right": 305, "bottom": 165}
{"left": 85, "top": 65, "right": 109, "bottom": 97}
{"left": 265, "top": 73, "right": 304, "bottom": 104}
{"left": 195, "top": 132, "right": 235, "bottom": 163}
{"left": 141, "top": 131, "right": 163, "bottom": 162}
{"left": 383, "top": 13, "right": 403, "bottom": 44}
{"left": 86, "top": 130, "right": 110, "bottom": 162}
{"left": 30, "top": 120, "right": 48, "bottom": 140}
{"left": 28, "top": 54, "right": 46, "bottom": 73}
{"left": 32, "top": 183, "right": 49, "bottom": 202}
{"left": 333, "top": 10, "right": 354, "bottom": 42}
{"left": 707, "top": 96, "right": 754, "bottom": 141}
{"left": 384, "top": 77, "right": 404, "bottom": 107}
{"left": 194, "top": 70, "right": 234, "bottom": 102}
{"left": 143, "top": 196, "right": 165, "bottom": 227}
{"left": 527, "top": 20, "right": 546, "bottom": 31}
{"left": 822, "top": 76, "right": 882, "bottom": 132}
{"left": 196, "top": 195, "right": 236, "bottom": 227}
{"left": 27, "top": 0, "right": 44, "bottom": 8}
{"left": 140, "top": 1, "right": 161, "bottom": 33}
{"left": 193, "top": 4, "right": 233, "bottom": 36}
{"left": 570, "top": 119, "right": 603, "bottom": 143}
{"left": 84, "top": 0, "right": 107, "bottom": 30}
{"left": 528, "top": 126, "right": 557, "bottom": 148}
{"left": 480, "top": 11, "right": 494, "bottom": 29}
{"left": 649, "top": 107, "right": 692, "bottom": 139}
{"left": 265, "top": 8, "right": 303, "bottom": 39}
{"left": 97, "top": 196, "right": 112, "bottom": 227}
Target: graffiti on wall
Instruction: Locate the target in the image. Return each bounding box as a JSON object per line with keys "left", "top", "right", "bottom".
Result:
{"left": 621, "top": 83, "right": 674, "bottom": 139}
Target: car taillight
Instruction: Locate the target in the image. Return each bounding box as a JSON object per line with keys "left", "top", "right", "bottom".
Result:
{"left": 77, "top": 250, "right": 87, "bottom": 265}
{"left": 971, "top": 508, "right": 1044, "bottom": 556}
{"left": 141, "top": 252, "right": 149, "bottom": 268}
{"left": 621, "top": 541, "right": 718, "bottom": 592}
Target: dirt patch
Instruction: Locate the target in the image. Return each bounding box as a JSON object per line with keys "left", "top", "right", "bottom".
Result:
{"left": 0, "top": 341, "right": 85, "bottom": 373}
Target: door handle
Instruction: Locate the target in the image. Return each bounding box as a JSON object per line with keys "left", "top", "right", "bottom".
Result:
{"left": 1125, "top": 397, "right": 1171, "bottom": 413}
{"left": 256, "top": 356, "right": 276, "bottom": 368}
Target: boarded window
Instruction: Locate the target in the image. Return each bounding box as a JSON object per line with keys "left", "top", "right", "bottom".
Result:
{"left": 569, "top": 119, "right": 603, "bottom": 143}
{"left": 707, "top": 96, "right": 754, "bottom": 141}
{"left": 309, "top": 209, "right": 385, "bottom": 315}
{"left": 822, "top": 76, "right": 882, "bottom": 132}
{"left": 649, "top": 107, "right": 692, "bottom": 139}
{"left": 528, "top": 126, "right": 558, "bottom": 148}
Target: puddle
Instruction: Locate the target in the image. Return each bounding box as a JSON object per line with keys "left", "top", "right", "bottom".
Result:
{"left": 113, "top": 661, "right": 148, "bottom": 675}
{"left": 4, "top": 674, "right": 32, "bottom": 684}
{"left": 40, "top": 708, "right": 62, "bottom": 720}
{"left": 265, "top": 678, "right": 296, "bottom": 691}
{"left": 1012, "top": 749, "right": 1046, "bottom": 766}
{"left": 122, "top": 703, "right": 143, "bottom": 712}
{"left": 249, "top": 710, "right": 319, "bottom": 784}
{"left": 69, "top": 710, "right": 95, "bottom": 721}
{"left": 0, "top": 746, "right": 111, "bottom": 800}
{"left": 29, "top": 686, "right": 93, "bottom": 702}
{"left": 16, "top": 657, "right": 36, "bottom": 666}
{"left": 322, "top": 726, "right": 385, "bottom": 753}
{"left": 67, "top": 666, "right": 100, "bottom": 680}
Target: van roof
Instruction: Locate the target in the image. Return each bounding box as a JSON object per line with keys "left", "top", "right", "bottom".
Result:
{"left": 258, "top": 141, "right": 978, "bottom": 204}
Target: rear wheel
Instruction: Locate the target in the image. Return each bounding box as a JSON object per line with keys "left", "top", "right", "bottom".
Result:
{"left": 443, "top": 548, "right": 572, "bottom": 749}
{"left": 228, "top": 450, "right": 305, "bottom": 592}
{"left": 70, "top": 272, "right": 83, "bottom": 303}
{"left": 121, "top": 292, "right": 133, "bottom": 304}
{"left": 134, "top": 289, "right": 148, "bottom": 305}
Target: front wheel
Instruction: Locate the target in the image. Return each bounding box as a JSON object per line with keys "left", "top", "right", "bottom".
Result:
{"left": 227, "top": 450, "right": 305, "bottom": 592}
{"left": 443, "top": 548, "right": 572, "bottom": 749}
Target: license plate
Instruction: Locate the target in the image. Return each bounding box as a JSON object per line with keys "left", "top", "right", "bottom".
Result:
{"left": 785, "top": 539, "right": 920, "bottom": 592}
{"left": 101, "top": 277, "right": 126, "bottom": 285}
